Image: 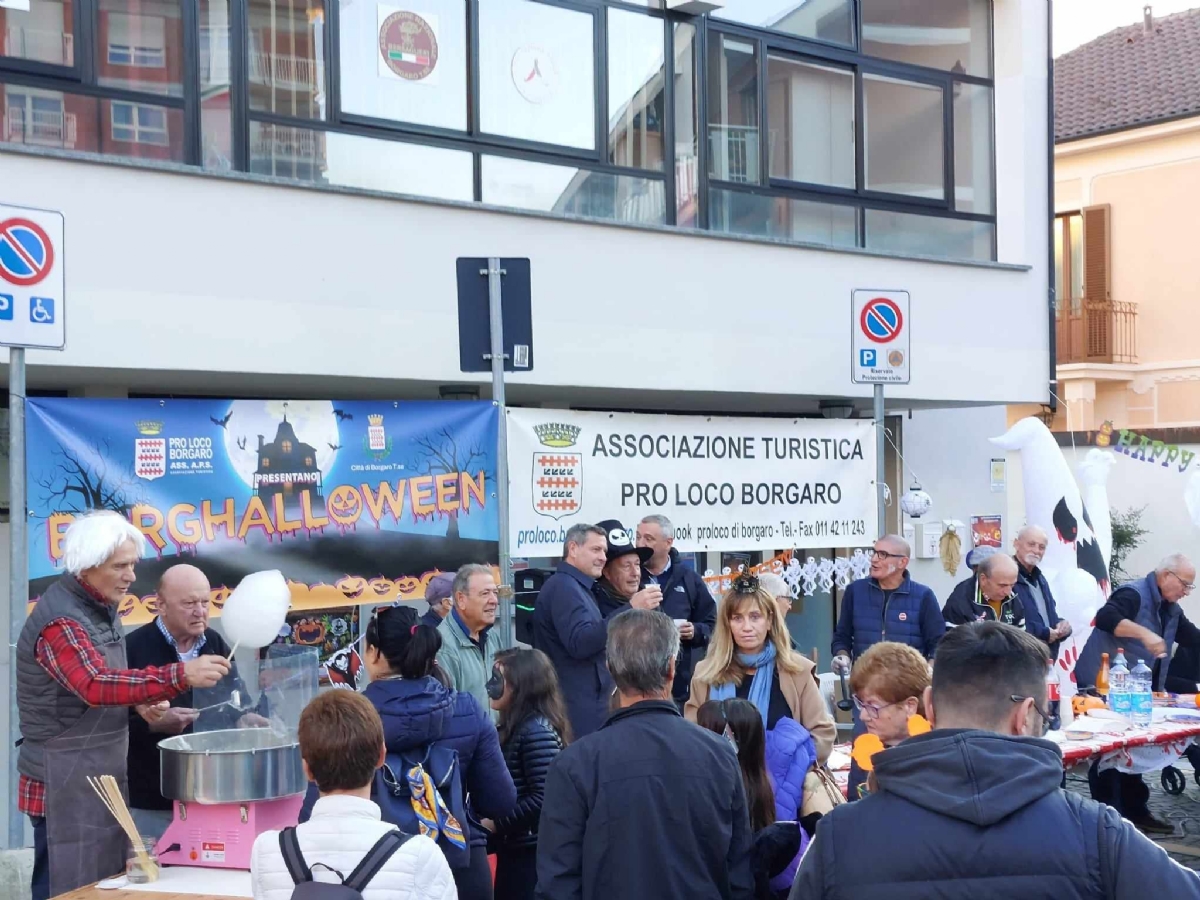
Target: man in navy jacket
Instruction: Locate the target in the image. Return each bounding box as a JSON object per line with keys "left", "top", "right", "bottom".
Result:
{"left": 1013, "top": 525, "right": 1072, "bottom": 655}
{"left": 832, "top": 535, "right": 942, "bottom": 800}
{"left": 531, "top": 523, "right": 613, "bottom": 739}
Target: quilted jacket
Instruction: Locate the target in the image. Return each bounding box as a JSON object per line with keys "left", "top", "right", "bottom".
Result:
{"left": 250, "top": 795, "right": 456, "bottom": 900}
{"left": 764, "top": 716, "right": 816, "bottom": 893}
{"left": 490, "top": 714, "right": 565, "bottom": 851}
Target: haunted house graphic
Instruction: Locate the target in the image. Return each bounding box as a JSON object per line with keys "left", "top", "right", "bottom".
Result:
{"left": 254, "top": 415, "right": 324, "bottom": 508}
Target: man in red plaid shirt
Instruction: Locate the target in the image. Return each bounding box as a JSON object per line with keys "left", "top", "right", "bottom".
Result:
{"left": 15, "top": 511, "right": 230, "bottom": 900}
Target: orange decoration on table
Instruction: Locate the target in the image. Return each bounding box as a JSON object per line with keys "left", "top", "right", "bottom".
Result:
{"left": 851, "top": 734, "right": 884, "bottom": 772}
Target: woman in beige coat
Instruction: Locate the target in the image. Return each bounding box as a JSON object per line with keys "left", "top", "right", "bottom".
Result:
{"left": 685, "top": 573, "right": 835, "bottom": 764}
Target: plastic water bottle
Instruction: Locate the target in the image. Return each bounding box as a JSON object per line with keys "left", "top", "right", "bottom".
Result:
{"left": 1109, "top": 650, "right": 1132, "bottom": 718}
{"left": 1131, "top": 659, "right": 1154, "bottom": 727}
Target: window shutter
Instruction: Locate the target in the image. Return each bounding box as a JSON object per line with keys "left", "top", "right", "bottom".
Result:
{"left": 1081, "top": 204, "right": 1111, "bottom": 302}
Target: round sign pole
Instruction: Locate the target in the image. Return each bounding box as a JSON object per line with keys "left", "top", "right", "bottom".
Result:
{"left": 874, "top": 383, "right": 885, "bottom": 539}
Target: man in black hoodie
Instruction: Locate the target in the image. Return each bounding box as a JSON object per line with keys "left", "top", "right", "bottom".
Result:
{"left": 790, "top": 620, "right": 1200, "bottom": 899}
{"left": 636, "top": 515, "right": 717, "bottom": 707}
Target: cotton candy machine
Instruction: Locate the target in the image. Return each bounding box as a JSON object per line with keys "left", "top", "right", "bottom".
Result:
{"left": 155, "top": 647, "right": 319, "bottom": 870}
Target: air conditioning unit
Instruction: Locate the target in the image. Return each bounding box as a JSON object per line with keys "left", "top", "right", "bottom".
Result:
{"left": 666, "top": 0, "right": 725, "bottom": 13}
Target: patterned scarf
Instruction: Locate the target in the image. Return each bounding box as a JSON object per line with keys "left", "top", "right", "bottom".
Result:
{"left": 405, "top": 764, "right": 467, "bottom": 851}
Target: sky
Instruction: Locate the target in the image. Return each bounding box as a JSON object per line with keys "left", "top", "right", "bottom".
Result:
{"left": 1055, "top": 0, "right": 1200, "bottom": 56}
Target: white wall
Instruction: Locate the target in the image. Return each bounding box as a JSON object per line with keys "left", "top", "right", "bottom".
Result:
{"left": 901, "top": 406, "right": 1012, "bottom": 601}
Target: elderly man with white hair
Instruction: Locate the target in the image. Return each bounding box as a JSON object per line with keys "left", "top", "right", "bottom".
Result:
{"left": 1012, "top": 525, "right": 1072, "bottom": 653}
{"left": 16, "top": 512, "right": 230, "bottom": 900}
{"left": 1077, "top": 553, "right": 1200, "bottom": 836}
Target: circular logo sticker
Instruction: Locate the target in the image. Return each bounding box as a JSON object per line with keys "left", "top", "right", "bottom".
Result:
{"left": 512, "top": 46, "right": 558, "bottom": 104}
{"left": 888, "top": 350, "right": 905, "bottom": 367}
{"left": 379, "top": 11, "right": 438, "bottom": 81}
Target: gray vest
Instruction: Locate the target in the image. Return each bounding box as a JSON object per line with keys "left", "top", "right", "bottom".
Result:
{"left": 1076, "top": 573, "right": 1180, "bottom": 692}
{"left": 17, "top": 574, "right": 126, "bottom": 783}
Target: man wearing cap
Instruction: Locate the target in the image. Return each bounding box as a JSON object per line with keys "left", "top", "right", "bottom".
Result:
{"left": 421, "top": 572, "right": 455, "bottom": 629}
{"left": 594, "top": 519, "right": 665, "bottom": 618}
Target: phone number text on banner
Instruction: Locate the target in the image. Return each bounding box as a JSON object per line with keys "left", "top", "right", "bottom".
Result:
{"left": 26, "top": 398, "right": 499, "bottom": 624}
{"left": 507, "top": 409, "right": 877, "bottom": 554}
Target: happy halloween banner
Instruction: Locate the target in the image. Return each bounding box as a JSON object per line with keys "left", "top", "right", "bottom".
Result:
{"left": 26, "top": 398, "right": 499, "bottom": 624}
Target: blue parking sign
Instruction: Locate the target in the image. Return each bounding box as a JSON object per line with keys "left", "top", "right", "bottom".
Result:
{"left": 30, "top": 297, "right": 54, "bottom": 325}
{"left": 0, "top": 294, "right": 12, "bottom": 321}
{"left": 860, "top": 349, "right": 876, "bottom": 367}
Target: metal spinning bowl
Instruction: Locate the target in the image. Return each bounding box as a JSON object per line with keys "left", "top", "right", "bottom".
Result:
{"left": 159, "top": 728, "right": 305, "bottom": 805}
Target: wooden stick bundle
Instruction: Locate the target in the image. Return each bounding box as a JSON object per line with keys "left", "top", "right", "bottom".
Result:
{"left": 87, "top": 775, "right": 158, "bottom": 882}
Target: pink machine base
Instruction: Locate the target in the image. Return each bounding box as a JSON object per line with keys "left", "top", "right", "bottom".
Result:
{"left": 156, "top": 794, "right": 304, "bottom": 870}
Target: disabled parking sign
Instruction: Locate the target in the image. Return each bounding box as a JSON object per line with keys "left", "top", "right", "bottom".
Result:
{"left": 852, "top": 290, "right": 909, "bottom": 385}
{"left": 0, "top": 203, "right": 65, "bottom": 349}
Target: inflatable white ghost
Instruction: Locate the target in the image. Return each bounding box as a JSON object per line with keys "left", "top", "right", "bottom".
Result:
{"left": 990, "top": 418, "right": 1115, "bottom": 724}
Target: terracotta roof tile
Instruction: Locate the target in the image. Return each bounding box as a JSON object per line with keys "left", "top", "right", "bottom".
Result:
{"left": 1055, "top": 7, "right": 1200, "bottom": 142}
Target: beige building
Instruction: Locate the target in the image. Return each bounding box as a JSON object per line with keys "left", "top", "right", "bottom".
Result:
{"left": 1051, "top": 6, "right": 1200, "bottom": 432}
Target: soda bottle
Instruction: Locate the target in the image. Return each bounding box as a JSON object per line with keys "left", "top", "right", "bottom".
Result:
{"left": 1096, "top": 652, "right": 1110, "bottom": 699}
{"left": 1109, "top": 650, "right": 1132, "bottom": 718}
{"left": 1131, "top": 659, "right": 1154, "bottom": 727}
{"left": 1046, "top": 665, "right": 1061, "bottom": 731}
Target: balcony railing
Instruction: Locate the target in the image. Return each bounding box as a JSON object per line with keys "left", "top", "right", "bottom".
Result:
{"left": 1055, "top": 299, "right": 1137, "bottom": 364}
{"left": 4, "top": 108, "right": 77, "bottom": 149}
{"left": 708, "top": 125, "right": 759, "bottom": 184}
{"left": 5, "top": 27, "right": 74, "bottom": 66}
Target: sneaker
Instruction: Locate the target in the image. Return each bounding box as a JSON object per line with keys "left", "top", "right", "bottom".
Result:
{"left": 1130, "top": 813, "right": 1175, "bottom": 836}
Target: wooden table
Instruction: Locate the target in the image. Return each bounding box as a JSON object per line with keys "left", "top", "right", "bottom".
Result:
{"left": 54, "top": 887, "right": 240, "bottom": 900}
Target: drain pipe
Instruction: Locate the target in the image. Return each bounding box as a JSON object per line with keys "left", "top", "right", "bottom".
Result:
{"left": 1047, "top": 0, "right": 1058, "bottom": 413}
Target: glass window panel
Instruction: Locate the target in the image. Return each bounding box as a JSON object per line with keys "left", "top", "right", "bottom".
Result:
{"left": 674, "top": 22, "right": 698, "bottom": 227}
{"left": 710, "top": 188, "right": 856, "bottom": 248}
{"left": 479, "top": 0, "right": 594, "bottom": 150}
{"left": 481, "top": 155, "right": 665, "bottom": 225}
{"left": 607, "top": 8, "right": 664, "bottom": 171}
{"left": 199, "top": 0, "right": 232, "bottom": 170}
{"left": 954, "top": 82, "right": 992, "bottom": 214}
{"left": 248, "top": 122, "right": 473, "bottom": 201}
{"left": 1, "top": 83, "right": 185, "bottom": 160}
{"left": 861, "top": 0, "right": 992, "bottom": 77}
{"left": 247, "top": 0, "right": 326, "bottom": 120}
{"left": 338, "top": 0, "right": 467, "bottom": 132}
{"left": 767, "top": 56, "right": 853, "bottom": 189}
{"left": 1054, "top": 217, "right": 1065, "bottom": 305}
{"left": 98, "top": 2, "right": 182, "bottom": 96}
{"left": 864, "top": 209, "right": 994, "bottom": 261}
{"left": 707, "top": 33, "right": 759, "bottom": 183}
{"left": 2, "top": 0, "right": 75, "bottom": 66}
{"left": 864, "top": 74, "right": 943, "bottom": 199}
{"left": 1068, "top": 214, "right": 1083, "bottom": 300}
{"left": 713, "top": 0, "right": 854, "bottom": 48}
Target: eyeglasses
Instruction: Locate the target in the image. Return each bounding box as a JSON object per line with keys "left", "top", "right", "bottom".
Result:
{"left": 852, "top": 695, "right": 900, "bottom": 720}
{"left": 870, "top": 549, "right": 905, "bottom": 560}
{"left": 1011, "top": 694, "right": 1051, "bottom": 737}
{"left": 1167, "top": 571, "right": 1196, "bottom": 594}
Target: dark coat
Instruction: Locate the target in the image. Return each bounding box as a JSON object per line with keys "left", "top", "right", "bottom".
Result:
{"left": 942, "top": 576, "right": 1026, "bottom": 629}
{"left": 832, "top": 572, "right": 943, "bottom": 661}
{"left": 1014, "top": 562, "right": 1062, "bottom": 641}
{"left": 531, "top": 562, "right": 612, "bottom": 739}
{"left": 536, "top": 700, "right": 755, "bottom": 900}
{"left": 124, "top": 621, "right": 252, "bottom": 811}
{"left": 490, "top": 714, "right": 564, "bottom": 851}
{"left": 646, "top": 549, "right": 718, "bottom": 702}
{"left": 789, "top": 729, "right": 1200, "bottom": 899}
{"left": 1167, "top": 644, "right": 1200, "bottom": 694}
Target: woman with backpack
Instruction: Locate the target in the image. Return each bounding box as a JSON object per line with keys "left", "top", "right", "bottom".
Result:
{"left": 479, "top": 649, "right": 571, "bottom": 900}
{"left": 363, "top": 605, "right": 517, "bottom": 900}
{"left": 697, "top": 698, "right": 805, "bottom": 900}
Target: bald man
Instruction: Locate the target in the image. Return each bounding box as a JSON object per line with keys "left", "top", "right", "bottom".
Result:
{"left": 1012, "top": 525, "right": 1072, "bottom": 654}
{"left": 944, "top": 554, "right": 1027, "bottom": 628}
{"left": 125, "top": 565, "right": 262, "bottom": 838}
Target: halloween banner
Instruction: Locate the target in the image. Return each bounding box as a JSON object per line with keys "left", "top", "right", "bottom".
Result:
{"left": 26, "top": 398, "right": 499, "bottom": 624}
{"left": 506, "top": 408, "right": 877, "bottom": 555}
{"left": 1095, "top": 421, "right": 1197, "bottom": 473}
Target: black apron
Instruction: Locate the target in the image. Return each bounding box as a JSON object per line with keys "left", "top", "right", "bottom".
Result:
{"left": 44, "top": 633, "right": 130, "bottom": 896}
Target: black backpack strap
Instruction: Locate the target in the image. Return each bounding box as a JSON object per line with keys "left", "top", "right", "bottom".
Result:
{"left": 279, "top": 827, "right": 313, "bottom": 885}
{"left": 344, "top": 830, "right": 414, "bottom": 893}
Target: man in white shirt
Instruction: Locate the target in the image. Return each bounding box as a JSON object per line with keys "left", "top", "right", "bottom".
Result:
{"left": 250, "top": 690, "right": 455, "bottom": 900}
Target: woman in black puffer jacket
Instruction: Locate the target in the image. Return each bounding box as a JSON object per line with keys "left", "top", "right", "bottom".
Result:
{"left": 480, "top": 648, "right": 571, "bottom": 900}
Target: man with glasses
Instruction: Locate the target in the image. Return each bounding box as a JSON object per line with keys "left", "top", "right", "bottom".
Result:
{"left": 1076, "top": 553, "right": 1200, "bottom": 834}
{"left": 125, "top": 564, "right": 263, "bottom": 839}
{"left": 831, "top": 535, "right": 944, "bottom": 800}
{"left": 790, "top": 621, "right": 1200, "bottom": 899}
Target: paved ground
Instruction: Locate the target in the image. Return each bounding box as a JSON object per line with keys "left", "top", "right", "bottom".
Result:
{"left": 1066, "top": 759, "right": 1200, "bottom": 870}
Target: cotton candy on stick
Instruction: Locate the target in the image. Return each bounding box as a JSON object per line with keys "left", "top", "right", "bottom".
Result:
{"left": 222, "top": 570, "right": 291, "bottom": 658}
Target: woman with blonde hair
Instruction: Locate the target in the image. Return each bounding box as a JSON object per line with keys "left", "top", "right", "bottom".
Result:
{"left": 686, "top": 572, "right": 835, "bottom": 894}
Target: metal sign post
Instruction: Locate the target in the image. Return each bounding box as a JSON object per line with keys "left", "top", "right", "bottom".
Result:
{"left": 485, "top": 258, "right": 514, "bottom": 649}
{"left": 851, "top": 290, "right": 911, "bottom": 540}
{"left": 6, "top": 348, "right": 24, "bottom": 850}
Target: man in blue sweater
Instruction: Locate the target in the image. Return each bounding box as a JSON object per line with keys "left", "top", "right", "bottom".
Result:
{"left": 832, "top": 535, "right": 943, "bottom": 799}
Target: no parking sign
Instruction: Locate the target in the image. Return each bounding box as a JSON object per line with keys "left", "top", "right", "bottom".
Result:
{"left": 0, "top": 203, "right": 65, "bottom": 350}
{"left": 852, "top": 289, "right": 909, "bottom": 385}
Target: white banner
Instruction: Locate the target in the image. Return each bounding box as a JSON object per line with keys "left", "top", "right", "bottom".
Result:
{"left": 506, "top": 409, "right": 877, "bottom": 556}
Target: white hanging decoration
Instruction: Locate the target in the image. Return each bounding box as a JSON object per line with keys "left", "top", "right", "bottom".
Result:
{"left": 899, "top": 480, "right": 933, "bottom": 518}
{"left": 849, "top": 549, "right": 872, "bottom": 581}
{"left": 817, "top": 558, "right": 836, "bottom": 592}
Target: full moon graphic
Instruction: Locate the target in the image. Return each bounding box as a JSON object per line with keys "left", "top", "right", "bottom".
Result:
{"left": 220, "top": 400, "right": 341, "bottom": 489}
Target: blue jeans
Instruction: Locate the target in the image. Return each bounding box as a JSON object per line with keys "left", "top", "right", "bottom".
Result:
{"left": 31, "top": 816, "right": 48, "bottom": 900}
